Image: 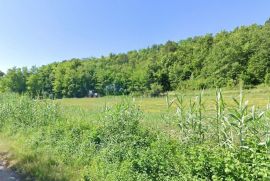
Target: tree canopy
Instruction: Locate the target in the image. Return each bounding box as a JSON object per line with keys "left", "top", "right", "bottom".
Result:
{"left": 265, "top": 18, "right": 270, "bottom": 25}
{"left": 0, "top": 70, "right": 4, "bottom": 77}
{"left": 1, "top": 20, "right": 270, "bottom": 98}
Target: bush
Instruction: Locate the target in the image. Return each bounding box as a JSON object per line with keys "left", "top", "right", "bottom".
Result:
{"left": 265, "top": 73, "right": 270, "bottom": 85}
{"left": 149, "top": 83, "right": 163, "bottom": 97}
{"left": 1, "top": 93, "right": 270, "bottom": 180}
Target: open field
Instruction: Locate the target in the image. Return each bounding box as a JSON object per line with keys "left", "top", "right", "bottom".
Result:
{"left": 1, "top": 87, "right": 270, "bottom": 180}
{"left": 57, "top": 87, "right": 270, "bottom": 133}
{"left": 57, "top": 87, "right": 270, "bottom": 112}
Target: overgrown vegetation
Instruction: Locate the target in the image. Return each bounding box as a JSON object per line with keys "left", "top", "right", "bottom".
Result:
{"left": 0, "top": 91, "right": 270, "bottom": 180}
{"left": 1, "top": 19, "right": 270, "bottom": 97}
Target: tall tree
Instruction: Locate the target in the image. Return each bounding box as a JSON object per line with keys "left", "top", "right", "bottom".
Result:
{"left": 1, "top": 67, "right": 28, "bottom": 93}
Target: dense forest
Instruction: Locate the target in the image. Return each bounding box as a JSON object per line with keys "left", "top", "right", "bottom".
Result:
{"left": 1, "top": 19, "right": 270, "bottom": 98}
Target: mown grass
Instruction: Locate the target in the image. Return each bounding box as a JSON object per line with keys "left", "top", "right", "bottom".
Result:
{"left": 0, "top": 87, "right": 270, "bottom": 180}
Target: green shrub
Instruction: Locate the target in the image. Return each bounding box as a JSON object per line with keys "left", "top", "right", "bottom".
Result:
{"left": 149, "top": 83, "right": 163, "bottom": 97}
{"left": 0, "top": 93, "right": 270, "bottom": 180}
{"left": 265, "top": 72, "right": 270, "bottom": 85}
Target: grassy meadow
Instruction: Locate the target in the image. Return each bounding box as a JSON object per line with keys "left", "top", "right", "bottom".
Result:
{"left": 57, "top": 87, "right": 270, "bottom": 132}
{"left": 58, "top": 87, "right": 270, "bottom": 112}
{"left": 1, "top": 87, "right": 270, "bottom": 180}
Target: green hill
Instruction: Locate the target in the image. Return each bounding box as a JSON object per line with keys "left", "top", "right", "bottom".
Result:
{"left": 1, "top": 19, "right": 270, "bottom": 98}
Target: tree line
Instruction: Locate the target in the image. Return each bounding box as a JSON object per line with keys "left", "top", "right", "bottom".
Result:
{"left": 1, "top": 19, "right": 270, "bottom": 98}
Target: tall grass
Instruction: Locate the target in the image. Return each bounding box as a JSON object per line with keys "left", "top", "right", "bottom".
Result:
{"left": 0, "top": 92, "right": 270, "bottom": 180}
{"left": 167, "top": 89, "right": 270, "bottom": 149}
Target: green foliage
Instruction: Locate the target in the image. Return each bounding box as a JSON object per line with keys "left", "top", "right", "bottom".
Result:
{"left": 265, "top": 18, "right": 270, "bottom": 25}
{"left": 149, "top": 83, "right": 163, "bottom": 97}
{"left": 1, "top": 93, "right": 270, "bottom": 180}
{"left": 0, "top": 67, "right": 28, "bottom": 93}
{"left": 2, "top": 21, "right": 270, "bottom": 97}
{"left": 265, "top": 72, "right": 270, "bottom": 85}
{"left": 0, "top": 70, "right": 4, "bottom": 77}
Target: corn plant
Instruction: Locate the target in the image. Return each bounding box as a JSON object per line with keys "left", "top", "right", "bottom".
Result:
{"left": 215, "top": 89, "right": 234, "bottom": 147}
{"left": 227, "top": 89, "right": 266, "bottom": 149}
{"left": 195, "top": 91, "right": 205, "bottom": 143}
{"left": 167, "top": 91, "right": 206, "bottom": 144}
{"left": 262, "top": 103, "right": 270, "bottom": 150}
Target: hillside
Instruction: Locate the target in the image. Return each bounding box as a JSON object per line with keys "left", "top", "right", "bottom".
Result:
{"left": 1, "top": 19, "right": 270, "bottom": 98}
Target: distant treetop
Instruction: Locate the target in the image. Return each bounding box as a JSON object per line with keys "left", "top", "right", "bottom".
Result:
{"left": 0, "top": 70, "right": 4, "bottom": 77}
{"left": 2, "top": 21, "right": 270, "bottom": 97}
{"left": 265, "top": 18, "right": 270, "bottom": 25}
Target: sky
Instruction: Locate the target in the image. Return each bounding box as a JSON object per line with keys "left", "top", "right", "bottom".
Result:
{"left": 0, "top": 0, "right": 270, "bottom": 72}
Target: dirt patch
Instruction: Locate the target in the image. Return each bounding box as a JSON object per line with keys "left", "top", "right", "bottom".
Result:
{"left": 0, "top": 152, "right": 21, "bottom": 181}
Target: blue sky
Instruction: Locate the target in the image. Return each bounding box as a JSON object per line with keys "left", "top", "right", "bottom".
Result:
{"left": 0, "top": 0, "right": 270, "bottom": 72}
